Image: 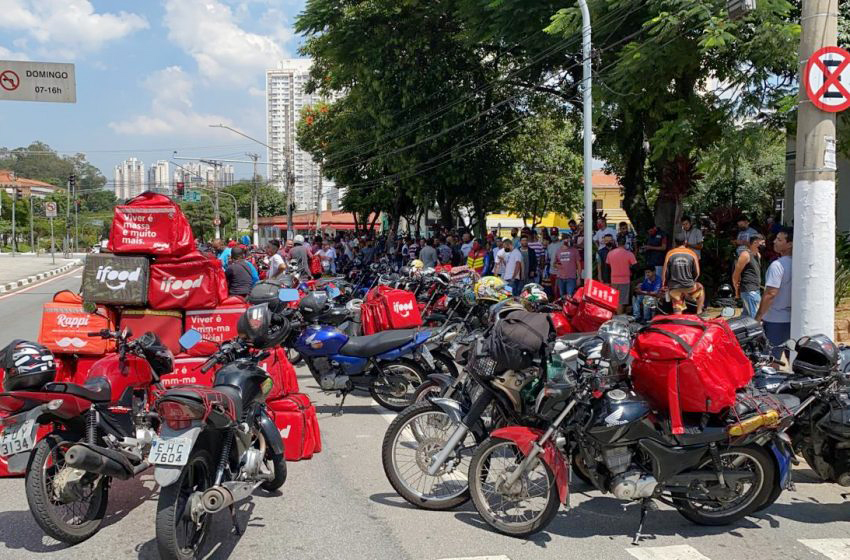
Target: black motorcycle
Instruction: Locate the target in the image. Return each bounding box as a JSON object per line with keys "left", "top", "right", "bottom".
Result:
{"left": 151, "top": 306, "right": 287, "bottom": 560}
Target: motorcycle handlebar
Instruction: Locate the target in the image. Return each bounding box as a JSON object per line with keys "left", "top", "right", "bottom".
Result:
{"left": 200, "top": 356, "right": 218, "bottom": 373}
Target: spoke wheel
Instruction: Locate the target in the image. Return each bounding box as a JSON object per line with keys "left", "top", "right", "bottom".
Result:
{"left": 468, "top": 437, "right": 559, "bottom": 538}
{"left": 370, "top": 359, "right": 426, "bottom": 412}
{"left": 156, "top": 450, "right": 213, "bottom": 560}
{"left": 382, "top": 402, "right": 474, "bottom": 510}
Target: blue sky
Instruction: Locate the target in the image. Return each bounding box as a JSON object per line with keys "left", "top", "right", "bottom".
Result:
{"left": 0, "top": 0, "right": 306, "bottom": 182}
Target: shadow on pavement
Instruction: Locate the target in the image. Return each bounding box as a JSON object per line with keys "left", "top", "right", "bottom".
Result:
{"left": 315, "top": 404, "right": 384, "bottom": 416}
{"left": 369, "top": 491, "right": 477, "bottom": 513}
{"left": 136, "top": 501, "right": 257, "bottom": 560}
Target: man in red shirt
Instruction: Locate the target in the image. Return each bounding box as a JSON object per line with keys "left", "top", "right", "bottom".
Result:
{"left": 555, "top": 235, "right": 582, "bottom": 298}
{"left": 606, "top": 243, "right": 637, "bottom": 313}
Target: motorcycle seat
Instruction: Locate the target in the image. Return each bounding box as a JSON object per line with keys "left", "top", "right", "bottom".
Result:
{"left": 161, "top": 386, "right": 241, "bottom": 422}
{"left": 341, "top": 329, "right": 419, "bottom": 358}
{"left": 43, "top": 381, "right": 111, "bottom": 403}
{"left": 734, "top": 393, "right": 801, "bottom": 417}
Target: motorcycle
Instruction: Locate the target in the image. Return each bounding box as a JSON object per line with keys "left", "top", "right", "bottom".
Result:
{"left": 152, "top": 308, "right": 287, "bottom": 560}
{"left": 0, "top": 327, "right": 172, "bottom": 544}
{"left": 466, "top": 318, "right": 794, "bottom": 539}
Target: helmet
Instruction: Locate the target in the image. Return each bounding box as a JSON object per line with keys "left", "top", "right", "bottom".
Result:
{"left": 475, "top": 276, "right": 508, "bottom": 302}
{"left": 1, "top": 340, "right": 56, "bottom": 392}
{"left": 410, "top": 259, "right": 424, "bottom": 270}
{"left": 716, "top": 283, "right": 735, "bottom": 300}
{"left": 294, "top": 234, "right": 305, "bottom": 244}
{"left": 298, "top": 291, "right": 331, "bottom": 322}
{"left": 488, "top": 298, "right": 525, "bottom": 325}
{"left": 519, "top": 283, "right": 548, "bottom": 309}
{"left": 237, "top": 304, "right": 290, "bottom": 349}
{"left": 247, "top": 281, "right": 288, "bottom": 313}
{"left": 792, "top": 334, "right": 839, "bottom": 376}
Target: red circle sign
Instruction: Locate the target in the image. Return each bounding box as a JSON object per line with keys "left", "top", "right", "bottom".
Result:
{"left": 0, "top": 70, "right": 19, "bottom": 92}
{"left": 805, "top": 46, "right": 850, "bottom": 112}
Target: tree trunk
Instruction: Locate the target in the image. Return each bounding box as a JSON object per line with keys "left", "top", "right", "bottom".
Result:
{"left": 471, "top": 198, "right": 487, "bottom": 239}
{"left": 621, "top": 130, "right": 653, "bottom": 233}
{"left": 653, "top": 155, "right": 695, "bottom": 248}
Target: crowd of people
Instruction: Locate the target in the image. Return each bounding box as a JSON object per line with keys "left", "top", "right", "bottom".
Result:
{"left": 203, "top": 211, "right": 793, "bottom": 355}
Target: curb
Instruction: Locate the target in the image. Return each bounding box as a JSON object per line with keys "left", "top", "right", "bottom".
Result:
{"left": 0, "top": 260, "right": 83, "bottom": 294}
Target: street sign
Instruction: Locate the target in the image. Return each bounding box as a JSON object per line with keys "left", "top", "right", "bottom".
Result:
{"left": 44, "top": 201, "right": 58, "bottom": 218}
{"left": 0, "top": 60, "right": 76, "bottom": 103}
{"left": 182, "top": 190, "right": 201, "bottom": 202}
{"left": 804, "top": 46, "right": 850, "bottom": 112}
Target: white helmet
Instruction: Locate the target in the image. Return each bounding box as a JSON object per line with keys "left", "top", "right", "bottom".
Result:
{"left": 294, "top": 234, "right": 305, "bottom": 244}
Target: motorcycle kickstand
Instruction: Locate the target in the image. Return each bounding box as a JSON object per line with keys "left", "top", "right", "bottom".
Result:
{"left": 630, "top": 498, "right": 657, "bottom": 546}
{"left": 229, "top": 503, "right": 246, "bottom": 536}
{"left": 333, "top": 391, "right": 349, "bottom": 417}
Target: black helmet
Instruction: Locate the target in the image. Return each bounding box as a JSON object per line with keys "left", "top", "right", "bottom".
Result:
{"left": 717, "top": 283, "right": 735, "bottom": 300}
{"left": 298, "top": 291, "right": 330, "bottom": 322}
{"left": 1, "top": 340, "right": 56, "bottom": 391}
{"left": 136, "top": 332, "right": 174, "bottom": 376}
{"left": 237, "top": 304, "right": 290, "bottom": 349}
{"left": 792, "top": 334, "right": 839, "bottom": 376}
{"left": 247, "top": 281, "right": 286, "bottom": 313}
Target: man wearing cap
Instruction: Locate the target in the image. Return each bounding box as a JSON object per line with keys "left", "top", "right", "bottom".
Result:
{"left": 290, "top": 235, "right": 313, "bottom": 274}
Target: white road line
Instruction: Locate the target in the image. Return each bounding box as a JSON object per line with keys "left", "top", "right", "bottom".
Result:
{"left": 800, "top": 539, "right": 850, "bottom": 560}
{"left": 0, "top": 266, "right": 81, "bottom": 301}
{"left": 627, "top": 545, "right": 713, "bottom": 560}
{"left": 371, "top": 399, "right": 397, "bottom": 424}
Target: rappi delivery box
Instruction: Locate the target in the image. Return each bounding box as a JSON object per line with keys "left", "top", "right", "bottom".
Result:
{"left": 149, "top": 252, "right": 228, "bottom": 311}
{"left": 119, "top": 308, "right": 183, "bottom": 355}
{"left": 39, "top": 291, "right": 116, "bottom": 355}
{"left": 184, "top": 296, "right": 249, "bottom": 357}
{"left": 82, "top": 254, "right": 150, "bottom": 306}
{"left": 107, "top": 192, "right": 195, "bottom": 257}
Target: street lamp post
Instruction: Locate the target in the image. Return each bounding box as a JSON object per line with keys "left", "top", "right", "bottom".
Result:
{"left": 577, "top": 0, "right": 594, "bottom": 280}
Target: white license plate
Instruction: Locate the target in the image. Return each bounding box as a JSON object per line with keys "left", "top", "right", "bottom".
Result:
{"left": 0, "top": 420, "right": 37, "bottom": 457}
{"left": 420, "top": 346, "right": 436, "bottom": 369}
{"left": 148, "top": 437, "right": 192, "bottom": 466}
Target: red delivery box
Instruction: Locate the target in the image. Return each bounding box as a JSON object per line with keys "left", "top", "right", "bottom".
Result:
{"left": 108, "top": 192, "right": 195, "bottom": 256}
{"left": 119, "top": 308, "right": 184, "bottom": 355}
{"left": 160, "top": 354, "right": 217, "bottom": 389}
{"left": 149, "top": 252, "right": 228, "bottom": 311}
{"left": 39, "top": 291, "right": 116, "bottom": 355}
{"left": 184, "top": 297, "right": 249, "bottom": 357}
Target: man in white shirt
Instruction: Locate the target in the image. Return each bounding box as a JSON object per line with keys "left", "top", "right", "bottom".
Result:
{"left": 592, "top": 218, "right": 618, "bottom": 249}
{"left": 266, "top": 240, "right": 285, "bottom": 279}
{"left": 318, "top": 240, "right": 337, "bottom": 274}
{"left": 756, "top": 227, "right": 793, "bottom": 360}
{"left": 495, "top": 238, "right": 512, "bottom": 277}
{"left": 504, "top": 243, "right": 524, "bottom": 295}
{"left": 460, "top": 232, "right": 474, "bottom": 258}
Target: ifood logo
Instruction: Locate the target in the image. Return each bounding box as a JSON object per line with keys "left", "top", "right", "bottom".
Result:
{"left": 393, "top": 300, "right": 414, "bottom": 318}
{"left": 160, "top": 275, "right": 203, "bottom": 299}
{"left": 56, "top": 314, "right": 89, "bottom": 328}
{"left": 589, "top": 284, "right": 616, "bottom": 305}
{"left": 95, "top": 266, "right": 142, "bottom": 291}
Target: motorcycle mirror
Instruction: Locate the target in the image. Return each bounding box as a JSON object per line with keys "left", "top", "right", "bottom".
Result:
{"left": 82, "top": 301, "right": 98, "bottom": 313}
{"left": 325, "top": 284, "right": 341, "bottom": 300}
{"left": 179, "top": 329, "right": 203, "bottom": 350}
{"left": 278, "top": 288, "right": 300, "bottom": 303}
{"left": 720, "top": 306, "right": 735, "bottom": 318}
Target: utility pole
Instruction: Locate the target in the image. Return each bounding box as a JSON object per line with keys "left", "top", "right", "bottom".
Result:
{"left": 791, "top": 0, "right": 837, "bottom": 342}
{"left": 248, "top": 153, "right": 260, "bottom": 246}
{"left": 65, "top": 174, "right": 72, "bottom": 255}
{"left": 283, "top": 104, "right": 295, "bottom": 240}
{"left": 577, "top": 0, "right": 593, "bottom": 280}
{"left": 316, "top": 162, "right": 323, "bottom": 235}
{"left": 10, "top": 188, "right": 16, "bottom": 257}
{"left": 74, "top": 191, "right": 79, "bottom": 253}
{"left": 29, "top": 194, "right": 34, "bottom": 253}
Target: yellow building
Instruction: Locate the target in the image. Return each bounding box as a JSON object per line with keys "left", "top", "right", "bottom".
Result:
{"left": 486, "top": 170, "right": 629, "bottom": 236}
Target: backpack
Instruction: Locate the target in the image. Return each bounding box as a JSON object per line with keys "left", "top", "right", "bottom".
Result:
{"left": 487, "top": 310, "right": 552, "bottom": 372}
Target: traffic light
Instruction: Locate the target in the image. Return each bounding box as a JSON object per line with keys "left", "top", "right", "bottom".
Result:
{"left": 69, "top": 174, "right": 76, "bottom": 189}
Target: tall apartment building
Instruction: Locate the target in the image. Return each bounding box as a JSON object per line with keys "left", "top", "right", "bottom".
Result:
{"left": 266, "top": 59, "right": 341, "bottom": 212}
{"left": 114, "top": 157, "right": 145, "bottom": 200}
{"left": 173, "top": 162, "right": 235, "bottom": 187}
{"left": 147, "top": 160, "right": 171, "bottom": 194}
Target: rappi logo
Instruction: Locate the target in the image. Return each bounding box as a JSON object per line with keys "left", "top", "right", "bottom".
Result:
{"left": 95, "top": 266, "right": 143, "bottom": 291}
{"left": 392, "top": 300, "right": 414, "bottom": 318}
{"left": 56, "top": 314, "right": 89, "bottom": 328}
{"left": 160, "top": 275, "right": 204, "bottom": 299}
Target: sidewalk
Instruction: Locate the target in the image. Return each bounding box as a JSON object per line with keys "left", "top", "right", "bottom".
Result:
{"left": 0, "top": 253, "right": 84, "bottom": 293}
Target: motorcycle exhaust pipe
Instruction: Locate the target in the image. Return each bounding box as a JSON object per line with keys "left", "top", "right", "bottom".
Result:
{"left": 201, "top": 486, "right": 233, "bottom": 513}
{"left": 65, "top": 445, "right": 135, "bottom": 480}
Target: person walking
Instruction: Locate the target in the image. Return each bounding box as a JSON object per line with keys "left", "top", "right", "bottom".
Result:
{"left": 225, "top": 247, "right": 257, "bottom": 296}
{"left": 555, "top": 235, "right": 582, "bottom": 298}
{"left": 606, "top": 242, "right": 637, "bottom": 314}
{"left": 732, "top": 233, "right": 765, "bottom": 318}
{"left": 755, "top": 227, "right": 793, "bottom": 359}
{"left": 662, "top": 237, "right": 704, "bottom": 314}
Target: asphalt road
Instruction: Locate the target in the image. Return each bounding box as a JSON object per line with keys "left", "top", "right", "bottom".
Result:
{"left": 0, "top": 271, "right": 849, "bottom": 560}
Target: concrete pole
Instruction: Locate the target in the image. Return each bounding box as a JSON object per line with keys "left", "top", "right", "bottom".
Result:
{"left": 284, "top": 104, "right": 295, "bottom": 240}
{"left": 316, "top": 162, "right": 323, "bottom": 235}
{"left": 11, "top": 188, "right": 16, "bottom": 257}
{"left": 578, "top": 0, "right": 593, "bottom": 280}
{"left": 29, "top": 194, "right": 34, "bottom": 253}
{"left": 791, "top": 0, "right": 837, "bottom": 341}
{"left": 213, "top": 163, "right": 221, "bottom": 239}
{"left": 251, "top": 153, "right": 259, "bottom": 246}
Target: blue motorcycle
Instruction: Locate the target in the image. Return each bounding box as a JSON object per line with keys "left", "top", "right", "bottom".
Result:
{"left": 279, "top": 290, "right": 433, "bottom": 413}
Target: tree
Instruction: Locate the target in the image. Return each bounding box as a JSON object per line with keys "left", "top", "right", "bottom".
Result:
{"left": 223, "top": 182, "right": 288, "bottom": 220}
{"left": 0, "top": 142, "right": 106, "bottom": 189}
{"left": 500, "top": 109, "right": 583, "bottom": 227}
{"left": 79, "top": 190, "right": 117, "bottom": 213}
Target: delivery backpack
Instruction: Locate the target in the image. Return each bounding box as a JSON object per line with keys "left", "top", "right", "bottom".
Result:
{"left": 563, "top": 280, "right": 619, "bottom": 333}
{"left": 268, "top": 393, "right": 322, "bottom": 460}
{"left": 108, "top": 191, "right": 195, "bottom": 256}
{"left": 631, "top": 315, "right": 753, "bottom": 434}
{"left": 487, "top": 309, "right": 552, "bottom": 372}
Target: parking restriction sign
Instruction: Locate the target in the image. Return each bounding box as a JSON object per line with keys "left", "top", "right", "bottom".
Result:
{"left": 804, "top": 46, "right": 850, "bottom": 112}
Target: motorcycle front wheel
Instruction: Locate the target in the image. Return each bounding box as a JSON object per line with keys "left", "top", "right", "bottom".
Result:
{"left": 369, "top": 358, "right": 426, "bottom": 412}
{"left": 156, "top": 449, "right": 214, "bottom": 560}
{"left": 382, "top": 402, "right": 475, "bottom": 510}
{"left": 671, "top": 444, "right": 774, "bottom": 526}
{"left": 468, "top": 437, "right": 560, "bottom": 538}
{"left": 25, "top": 434, "right": 109, "bottom": 544}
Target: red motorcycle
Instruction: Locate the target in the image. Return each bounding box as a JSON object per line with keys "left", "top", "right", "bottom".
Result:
{"left": 0, "top": 327, "right": 172, "bottom": 544}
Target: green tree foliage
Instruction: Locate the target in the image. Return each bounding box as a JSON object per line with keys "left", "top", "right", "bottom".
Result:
{"left": 79, "top": 189, "right": 117, "bottom": 213}
{"left": 179, "top": 197, "right": 236, "bottom": 242}
{"left": 0, "top": 141, "right": 107, "bottom": 189}
{"left": 500, "top": 110, "right": 583, "bottom": 227}
{"left": 223, "top": 181, "right": 288, "bottom": 219}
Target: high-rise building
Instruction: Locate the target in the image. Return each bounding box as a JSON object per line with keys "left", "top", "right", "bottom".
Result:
{"left": 114, "top": 157, "right": 145, "bottom": 200}
{"left": 147, "top": 160, "right": 171, "bottom": 194}
{"left": 173, "top": 162, "right": 235, "bottom": 188}
{"left": 266, "top": 59, "right": 341, "bottom": 212}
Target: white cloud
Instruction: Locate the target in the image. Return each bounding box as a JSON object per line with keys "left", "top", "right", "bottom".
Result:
{"left": 109, "top": 66, "right": 235, "bottom": 136}
{"left": 0, "top": 45, "right": 29, "bottom": 61}
{"left": 0, "top": 0, "right": 148, "bottom": 58}
{"left": 248, "top": 86, "right": 266, "bottom": 97}
{"left": 163, "top": 0, "right": 286, "bottom": 86}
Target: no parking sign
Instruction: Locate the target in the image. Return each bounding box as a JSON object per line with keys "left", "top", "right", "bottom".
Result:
{"left": 805, "top": 46, "right": 850, "bottom": 112}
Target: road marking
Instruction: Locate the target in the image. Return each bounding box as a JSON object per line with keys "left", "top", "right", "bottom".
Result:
{"left": 371, "top": 399, "right": 397, "bottom": 424}
{"left": 800, "top": 539, "right": 850, "bottom": 559}
{"left": 0, "top": 266, "right": 81, "bottom": 301}
{"left": 627, "top": 545, "right": 712, "bottom": 560}
{"left": 437, "top": 556, "right": 511, "bottom": 560}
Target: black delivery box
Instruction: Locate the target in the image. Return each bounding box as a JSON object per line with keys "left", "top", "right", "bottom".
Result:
{"left": 82, "top": 254, "right": 150, "bottom": 306}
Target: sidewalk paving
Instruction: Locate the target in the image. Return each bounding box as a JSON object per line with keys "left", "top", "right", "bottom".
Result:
{"left": 0, "top": 253, "right": 84, "bottom": 293}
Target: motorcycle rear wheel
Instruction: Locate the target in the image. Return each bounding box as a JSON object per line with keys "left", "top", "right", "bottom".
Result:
{"left": 25, "top": 434, "right": 109, "bottom": 544}
{"left": 672, "top": 444, "right": 774, "bottom": 526}
{"left": 156, "top": 449, "right": 214, "bottom": 560}
{"left": 370, "top": 359, "right": 426, "bottom": 412}
{"left": 469, "top": 437, "right": 560, "bottom": 538}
